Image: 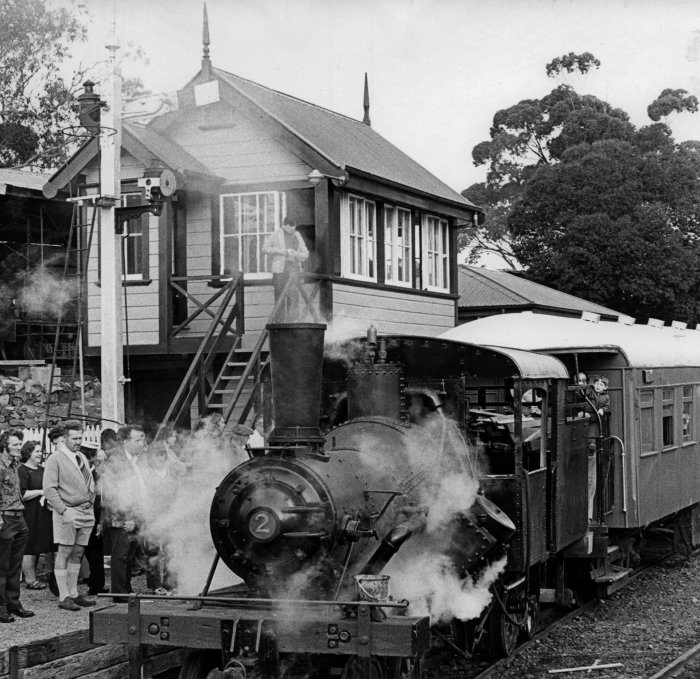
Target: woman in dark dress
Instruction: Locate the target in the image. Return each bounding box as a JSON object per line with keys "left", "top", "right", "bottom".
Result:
{"left": 19, "top": 441, "right": 54, "bottom": 589}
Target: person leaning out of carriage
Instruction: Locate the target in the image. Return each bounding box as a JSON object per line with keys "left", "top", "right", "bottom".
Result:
{"left": 583, "top": 375, "right": 611, "bottom": 521}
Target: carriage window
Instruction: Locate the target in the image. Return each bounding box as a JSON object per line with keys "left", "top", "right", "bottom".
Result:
{"left": 683, "top": 386, "right": 694, "bottom": 443}
{"left": 662, "top": 388, "right": 674, "bottom": 448}
{"left": 640, "top": 390, "right": 654, "bottom": 453}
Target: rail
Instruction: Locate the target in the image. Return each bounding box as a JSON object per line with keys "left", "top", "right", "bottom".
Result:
{"left": 168, "top": 274, "right": 244, "bottom": 341}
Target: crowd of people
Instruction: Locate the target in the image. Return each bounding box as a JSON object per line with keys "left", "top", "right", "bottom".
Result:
{"left": 0, "top": 413, "right": 265, "bottom": 622}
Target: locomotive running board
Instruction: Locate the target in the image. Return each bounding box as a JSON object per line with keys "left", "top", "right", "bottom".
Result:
{"left": 90, "top": 598, "right": 430, "bottom": 662}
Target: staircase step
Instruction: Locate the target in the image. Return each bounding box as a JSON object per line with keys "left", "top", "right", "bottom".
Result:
{"left": 607, "top": 545, "right": 621, "bottom": 561}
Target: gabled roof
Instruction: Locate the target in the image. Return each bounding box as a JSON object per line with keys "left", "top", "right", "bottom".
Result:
{"left": 0, "top": 169, "right": 51, "bottom": 194}
{"left": 213, "top": 68, "right": 477, "bottom": 210}
{"left": 43, "top": 123, "right": 222, "bottom": 198}
{"left": 458, "top": 265, "right": 621, "bottom": 318}
{"left": 124, "top": 123, "right": 218, "bottom": 179}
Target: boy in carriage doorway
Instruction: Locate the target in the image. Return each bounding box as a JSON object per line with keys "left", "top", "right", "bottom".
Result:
{"left": 584, "top": 375, "right": 611, "bottom": 521}
{"left": 263, "top": 216, "right": 309, "bottom": 321}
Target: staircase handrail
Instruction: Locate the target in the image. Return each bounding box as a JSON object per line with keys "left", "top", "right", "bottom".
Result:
{"left": 156, "top": 272, "right": 243, "bottom": 439}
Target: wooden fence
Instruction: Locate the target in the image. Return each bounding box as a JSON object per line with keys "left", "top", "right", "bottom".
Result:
{"left": 0, "top": 628, "right": 184, "bottom": 679}
{"left": 20, "top": 425, "right": 101, "bottom": 454}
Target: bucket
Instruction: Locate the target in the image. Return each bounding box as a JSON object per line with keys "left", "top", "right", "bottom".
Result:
{"left": 354, "top": 574, "right": 390, "bottom": 602}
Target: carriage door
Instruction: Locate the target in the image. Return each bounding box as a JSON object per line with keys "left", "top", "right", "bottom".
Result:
{"left": 516, "top": 381, "right": 549, "bottom": 564}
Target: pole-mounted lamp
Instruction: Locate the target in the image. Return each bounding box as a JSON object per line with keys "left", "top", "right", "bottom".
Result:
{"left": 307, "top": 169, "right": 348, "bottom": 187}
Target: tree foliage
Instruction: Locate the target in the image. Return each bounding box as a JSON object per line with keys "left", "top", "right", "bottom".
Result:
{"left": 463, "top": 52, "right": 700, "bottom": 322}
{"left": 0, "top": 0, "right": 87, "bottom": 169}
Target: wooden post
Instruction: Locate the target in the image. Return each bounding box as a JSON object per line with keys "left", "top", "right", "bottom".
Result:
{"left": 99, "top": 48, "right": 125, "bottom": 427}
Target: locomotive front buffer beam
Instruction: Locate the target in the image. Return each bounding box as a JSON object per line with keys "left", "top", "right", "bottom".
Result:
{"left": 91, "top": 596, "right": 430, "bottom": 677}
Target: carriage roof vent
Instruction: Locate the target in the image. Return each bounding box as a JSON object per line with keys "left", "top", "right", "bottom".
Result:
{"left": 617, "top": 315, "right": 635, "bottom": 325}
{"left": 647, "top": 318, "right": 664, "bottom": 329}
{"left": 581, "top": 311, "right": 600, "bottom": 323}
{"left": 671, "top": 320, "right": 687, "bottom": 330}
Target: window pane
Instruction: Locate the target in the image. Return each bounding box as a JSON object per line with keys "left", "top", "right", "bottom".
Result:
{"left": 124, "top": 234, "right": 142, "bottom": 275}
{"left": 640, "top": 390, "right": 654, "bottom": 405}
{"left": 223, "top": 236, "right": 239, "bottom": 273}
{"left": 222, "top": 196, "right": 238, "bottom": 236}
{"left": 641, "top": 407, "right": 654, "bottom": 452}
{"left": 683, "top": 401, "right": 693, "bottom": 442}
{"left": 683, "top": 386, "right": 693, "bottom": 399}
{"left": 662, "top": 388, "right": 673, "bottom": 401}
{"left": 662, "top": 404, "right": 674, "bottom": 446}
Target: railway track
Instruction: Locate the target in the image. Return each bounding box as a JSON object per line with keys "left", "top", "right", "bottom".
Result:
{"left": 648, "top": 640, "right": 700, "bottom": 679}
{"left": 452, "top": 544, "right": 682, "bottom": 679}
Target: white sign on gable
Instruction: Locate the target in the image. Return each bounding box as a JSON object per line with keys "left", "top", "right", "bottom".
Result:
{"left": 194, "top": 80, "right": 220, "bottom": 106}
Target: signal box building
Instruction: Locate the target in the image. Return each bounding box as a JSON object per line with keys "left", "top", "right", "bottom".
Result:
{"left": 42, "top": 28, "right": 481, "bottom": 427}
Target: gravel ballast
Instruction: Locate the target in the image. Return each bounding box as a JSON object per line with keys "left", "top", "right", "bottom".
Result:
{"left": 466, "top": 550, "right": 700, "bottom": 678}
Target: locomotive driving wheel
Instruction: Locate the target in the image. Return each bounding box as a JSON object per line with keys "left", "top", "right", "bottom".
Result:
{"left": 177, "top": 650, "right": 221, "bottom": 679}
{"left": 340, "top": 656, "right": 385, "bottom": 679}
{"left": 487, "top": 588, "right": 522, "bottom": 657}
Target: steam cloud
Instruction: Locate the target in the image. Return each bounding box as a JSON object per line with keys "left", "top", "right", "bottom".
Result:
{"left": 18, "top": 265, "right": 79, "bottom": 319}
{"left": 101, "top": 430, "right": 248, "bottom": 595}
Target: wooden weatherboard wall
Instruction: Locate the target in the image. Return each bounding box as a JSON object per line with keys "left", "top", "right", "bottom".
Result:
{"left": 85, "top": 149, "right": 161, "bottom": 349}
{"left": 332, "top": 282, "right": 455, "bottom": 336}
{"left": 162, "top": 102, "right": 311, "bottom": 184}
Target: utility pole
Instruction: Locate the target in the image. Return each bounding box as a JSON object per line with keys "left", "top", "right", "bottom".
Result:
{"left": 99, "top": 35, "right": 125, "bottom": 427}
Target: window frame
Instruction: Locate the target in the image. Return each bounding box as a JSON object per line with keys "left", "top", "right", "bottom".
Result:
{"left": 661, "top": 387, "right": 675, "bottom": 450}
{"left": 421, "top": 214, "right": 449, "bottom": 292}
{"left": 219, "top": 191, "right": 286, "bottom": 279}
{"left": 682, "top": 385, "right": 694, "bottom": 444}
{"left": 341, "top": 193, "right": 377, "bottom": 282}
{"left": 639, "top": 389, "right": 655, "bottom": 455}
{"left": 384, "top": 204, "right": 412, "bottom": 287}
{"left": 117, "top": 191, "right": 151, "bottom": 283}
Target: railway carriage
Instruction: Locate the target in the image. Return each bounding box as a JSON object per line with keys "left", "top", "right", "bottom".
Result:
{"left": 90, "top": 315, "right": 700, "bottom": 678}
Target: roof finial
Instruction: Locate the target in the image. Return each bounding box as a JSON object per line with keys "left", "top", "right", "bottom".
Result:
{"left": 202, "top": 2, "right": 211, "bottom": 76}
{"left": 363, "top": 72, "right": 371, "bottom": 126}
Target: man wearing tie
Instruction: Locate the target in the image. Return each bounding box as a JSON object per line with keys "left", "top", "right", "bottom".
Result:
{"left": 102, "top": 425, "right": 147, "bottom": 600}
{"left": 43, "top": 420, "right": 96, "bottom": 611}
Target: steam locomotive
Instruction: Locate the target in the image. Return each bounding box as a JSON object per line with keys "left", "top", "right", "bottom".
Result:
{"left": 91, "top": 314, "right": 700, "bottom": 678}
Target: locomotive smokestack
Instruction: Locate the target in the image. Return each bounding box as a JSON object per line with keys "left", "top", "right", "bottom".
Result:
{"left": 267, "top": 323, "right": 327, "bottom": 449}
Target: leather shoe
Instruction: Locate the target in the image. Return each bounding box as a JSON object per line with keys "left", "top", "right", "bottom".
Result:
{"left": 47, "top": 573, "right": 59, "bottom": 597}
{"left": 73, "top": 595, "right": 95, "bottom": 607}
{"left": 58, "top": 597, "right": 81, "bottom": 611}
{"left": 9, "top": 608, "right": 34, "bottom": 618}
{"left": 0, "top": 612, "right": 14, "bottom": 623}
{"left": 88, "top": 587, "right": 108, "bottom": 596}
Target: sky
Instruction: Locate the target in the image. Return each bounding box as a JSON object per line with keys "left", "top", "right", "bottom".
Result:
{"left": 66, "top": 0, "right": 700, "bottom": 195}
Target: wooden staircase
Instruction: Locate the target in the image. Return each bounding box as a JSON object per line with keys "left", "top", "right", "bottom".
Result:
{"left": 156, "top": 271, "right": 323, "bottom": 437}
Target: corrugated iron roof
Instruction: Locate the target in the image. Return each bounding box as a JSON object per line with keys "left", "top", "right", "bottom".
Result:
{"left": 0, "top": 169, "right": 51, "bottom": 193}
{"left": 214, "top": 68, "right": 476, "bottom": 209}
{"left": 458, "top": 265, "right": 621, "bottom": 316}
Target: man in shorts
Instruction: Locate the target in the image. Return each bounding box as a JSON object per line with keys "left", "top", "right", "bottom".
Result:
{"left": 43, "top": 420, "right": 96, "bottom": 611}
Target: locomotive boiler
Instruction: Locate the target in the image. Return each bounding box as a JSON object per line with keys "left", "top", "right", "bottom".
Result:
{"left": 210, "top": 323, "right": 514, "bottom": 601}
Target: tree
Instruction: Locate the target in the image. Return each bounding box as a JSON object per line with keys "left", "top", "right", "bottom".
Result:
{"left": 0, "top": 0, "right": 88, "bottom": 169}
{"left": 464, "top": 52, "right": 700, "bottom": 322}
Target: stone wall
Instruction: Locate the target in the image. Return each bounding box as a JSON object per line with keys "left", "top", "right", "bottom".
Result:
{"left": 0, "top": 365, "right": 101, "bottom": 431}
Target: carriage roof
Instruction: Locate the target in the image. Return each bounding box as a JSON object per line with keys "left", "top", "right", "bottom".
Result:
{"left": 440, "top": 312, "right": 700, "bottom": 369}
